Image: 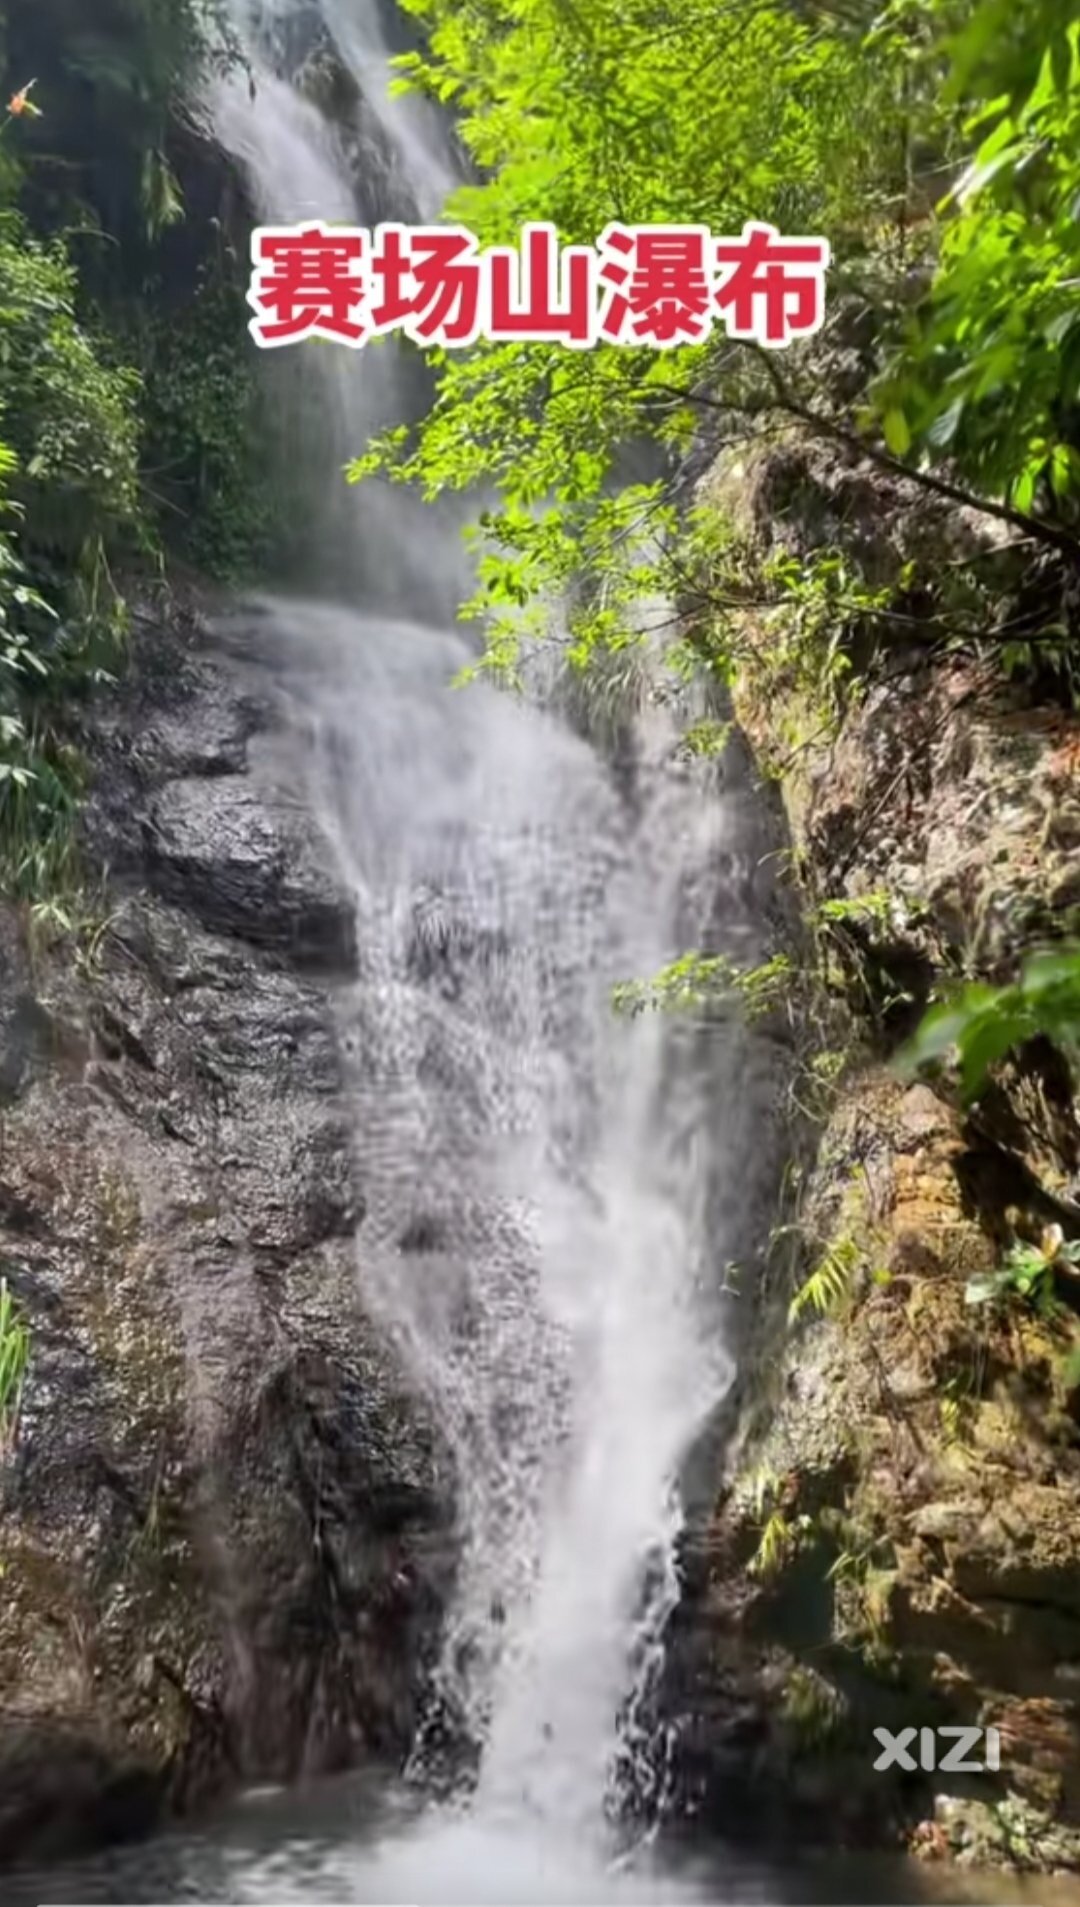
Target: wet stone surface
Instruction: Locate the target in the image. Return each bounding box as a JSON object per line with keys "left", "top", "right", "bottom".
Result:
{"left": 0, "top": 592, "right": 454, "bottom": 1866}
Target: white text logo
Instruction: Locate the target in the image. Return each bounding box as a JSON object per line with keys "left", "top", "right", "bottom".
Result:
{"left": 873, "top": 1726, "right": 1000, "bottom": 1773}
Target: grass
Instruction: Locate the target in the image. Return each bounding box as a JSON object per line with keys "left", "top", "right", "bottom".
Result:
{"left": 0, "top": 1276, "right": 29, "bottom": 1452}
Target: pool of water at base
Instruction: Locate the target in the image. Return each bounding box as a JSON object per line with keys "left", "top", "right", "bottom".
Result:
{"left": 7, "top": 1773, "right": 1080, "bottom": 1907}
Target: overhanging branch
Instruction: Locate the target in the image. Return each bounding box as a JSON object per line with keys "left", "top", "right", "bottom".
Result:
{"left": 647, "top": 357, "right": 1080, "bottom": 566}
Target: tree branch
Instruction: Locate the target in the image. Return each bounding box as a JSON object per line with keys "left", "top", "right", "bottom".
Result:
{"left": 649, "top": 357, "right": 1080, "bottom": 565}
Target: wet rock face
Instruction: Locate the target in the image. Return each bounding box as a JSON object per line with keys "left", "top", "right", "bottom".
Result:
{"left": 144, "top": 778, "right": 358, "bottom": 971}
{"left": 0, "top": 591, "right": 454, "bottom": 1865}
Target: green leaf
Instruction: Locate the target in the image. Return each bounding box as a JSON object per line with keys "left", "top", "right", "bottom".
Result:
{"left": 954, "top": 139, "right": 1025, "bottom": 205}
{"left": 926, "top": 397, "right": 966, "bottom": 449}
{"left": 882, "top": 408, "right": 912, "bottom": 456}
{"left": 1012, "top": 460, "right": 1042, "bottom": 512}
{"left": 1051, "top": 31, "right": 1073, "bottom": 98}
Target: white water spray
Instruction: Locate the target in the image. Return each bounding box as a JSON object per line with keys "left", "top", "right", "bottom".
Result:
{"left": 206, "top": 1, "right": 762, "bottom": 1882}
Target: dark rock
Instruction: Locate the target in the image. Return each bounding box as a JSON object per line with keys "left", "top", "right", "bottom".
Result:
{"left": 143, "top": 778, "right": 357, "bottom": 973}
{"left": 0, "top": 592, "right": 454, "bottom": 1865}
{"left": 0, "top": 1726, "right": 164, "bottom": 1864}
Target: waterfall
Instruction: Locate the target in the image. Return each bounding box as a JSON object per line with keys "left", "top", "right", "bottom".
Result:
{"left": 204, "top": 0, "right": 772, "bottom": 1882}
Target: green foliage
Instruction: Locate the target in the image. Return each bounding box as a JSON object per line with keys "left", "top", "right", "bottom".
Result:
{"left": 0, "top": 1, "right": 245, "bottom": 890}
{"left": 677, "top": 718, "right": 733, "bottom": 760}
{"left": 737, "top": 1465, "right": 812, "bottom": 1581}
{"left": 788, "top": 1235, "right": 861, "bottom": 1325}
{"left": 0, "top": 214, "right": 144, "bottom": 890}
{"left": 4, "top": 0, "right": 232, "bottom": 256}
{"left": 749, "top": 1508, "right": 807, "bottom": 1580}
{"left": 394, "top": 0, "right": 888, "bottom": 244}
{"left": 366, "top": 0, "right": 1080, "bottom": 712}
{"left": 825, "top": 1533, "right": 896, "bottom": 1662}
{"left": 135, "top": 271, "right": 278, "bottom": 579}
{"left": 0, "top": 436, "right": 85, "bottom": 891}
{"left": 0, "top": 218, "right": 143, "bottom": 563}
{"left": 752, "top": 548, "right": 892, "bottom": 724}
{"left": 0, "top": 1275, "right": 29, "bottom": 1451}
{"left": 966, "top": 1228, "right": 1080, "bottom": 1317}
{"left": 612, "top": 951, "right": 794, "bottom": 1022}
{"left": 685, "top": 527, "right": 926, "bottom": 765}
{"left": 740, "top": 1462, "right": 783, "bottom": 1522}
{"left": 360, "top": 0, "right": 913, "bottom": 677}
{"left": 814, "top": 892, "right": 894, "bottom": 928}
{"left": 900, "top": 946, "right": 1080, "bottom": 1102}
{"left": 0, "top": 2, "right": 243, "bottom": 578}
{"left": 874, "top": 2, "right": 1080, "bottom": 516}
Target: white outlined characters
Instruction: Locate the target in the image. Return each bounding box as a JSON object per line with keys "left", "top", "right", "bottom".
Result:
{"left": 248, "top": 222, "right": 369, "bottom": 348}
{"left": 597, "top": 224, "right": 713, "bottom": 346}
{"left": 485, "top": 222, "right": 596, "bottom": 347}
{"left": 247, "top": 220, "right": 833, "bottom": 351}
{"left": 713, "top": 222, "right": 831, "bottom": 350}
{"left": 370, "top": 224, "right": 486, "bottom": 348}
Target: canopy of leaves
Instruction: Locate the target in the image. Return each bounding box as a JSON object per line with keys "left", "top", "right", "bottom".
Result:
{"left": 356, "top": 0, "right": 917, "bottom": 675}
{"left": 359, "top": 0, "right": 1080, "bottom": 681}
{"left": 876, "top": 0, "right": 1080, "bottom": 517}
{"left": 0, "top": 217, "right": 142, "bottom": 563}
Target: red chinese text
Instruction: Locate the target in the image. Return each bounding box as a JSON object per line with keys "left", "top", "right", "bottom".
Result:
{"left": 248, "top": 220, "right": 830, "bottom": 352}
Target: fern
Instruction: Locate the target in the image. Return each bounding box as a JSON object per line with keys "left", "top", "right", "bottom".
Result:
{"left": 788, "top": 1238, "right": 860, "bottom": 1325}
{"left": 738, "top": 1462, "right": 813, "bottom": 1580}
{"left": 739, "top": 1462, "right": 782, "bottom": 1522}
{"left": 749, "top": 1510, "right": 797, "bottom": 1579}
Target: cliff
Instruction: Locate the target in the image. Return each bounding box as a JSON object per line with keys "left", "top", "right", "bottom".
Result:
{"left": 0, "top": 588, "right": 454, "bottom": 1864}
{"left": 664, "top": 435, "right": 1080, "bottom": 1876}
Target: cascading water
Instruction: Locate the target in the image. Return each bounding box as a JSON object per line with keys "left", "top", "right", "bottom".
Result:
{"left": 198, "top": 1, "right": 776, "bottom": 1892}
